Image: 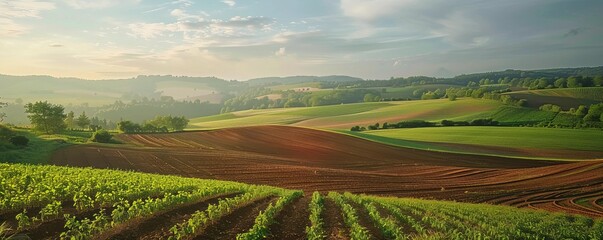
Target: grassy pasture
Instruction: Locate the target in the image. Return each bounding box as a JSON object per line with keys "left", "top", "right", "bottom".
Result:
{"left": 358, "top": 126, "right": 603, "bottom": 152}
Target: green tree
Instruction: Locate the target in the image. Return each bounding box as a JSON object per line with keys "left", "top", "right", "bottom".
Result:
{"left": 553, "top": 78, "right": 567, "bottom": 88}
{"left": 170, "top": 116, "right": 189, "bottom": 131}
{"left": 65, "top": 111, "right": 75, "bottom": 129}
{"left": 25, "top": 101, "right": 66, "bottom": 134}
{"left": 90, "top": 130, "right": 112, "bottom": 143}
{"left": 117, "top": 121, "right": 141, "bottom": 133}
{"left": 567, "top": 76, "right": 582, "bottom": 88}
{"left": 75, "top": 111, "right": 91, "bottom": 130}
{"left": 575, "top": 105, "right": 588, "bottom": 117}
{"left": 0, "top": 97, "right": 7, "bottom": 122}
{"left": 363, "top": 93, "right": 376, "bottom": 102}
{"left": 594, "top": 76, "right": 603, "bottom": 87}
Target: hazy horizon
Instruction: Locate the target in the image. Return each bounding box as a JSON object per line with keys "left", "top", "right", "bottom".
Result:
{"left": 1, "top": 0, "right": 602, "bottom": 80}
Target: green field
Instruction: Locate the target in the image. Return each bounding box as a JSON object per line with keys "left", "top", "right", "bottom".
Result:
{"left": 189, "top": 98, "right": 502, "bottom": 130}
{"left": 357, "top": 126, "right": 603, "bottom": 152}
{"left": 1, "top": 164, "right": 599, "bottom": 239}
{"left": 0, "top": 129, "right": 93, "bottom": 164}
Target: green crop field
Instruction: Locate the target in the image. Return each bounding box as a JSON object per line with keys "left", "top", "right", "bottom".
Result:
{"left": 356, "top": 126, "right": 603, "bottom": 152}
{"left": 189, "top": 98, "right": 502, "bottom": 130}
{"left": 1, "top": 164, "right": 599, "bottom": 239}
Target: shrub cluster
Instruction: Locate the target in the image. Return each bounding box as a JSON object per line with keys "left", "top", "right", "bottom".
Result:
{"left": 90, "top": 130, "right": 112, "bottom": 143}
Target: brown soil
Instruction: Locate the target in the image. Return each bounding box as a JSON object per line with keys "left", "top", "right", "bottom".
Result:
{"left": 49, "top": 125, "right": 603, "bottom": 220}
{"left": 323, "top": 198, "right": 349, "bottom": 240}
{"left": 266, "top": 196, "right": 311, "bottom": 240}
{"left": 345, "top": 200, "right": 385, "bottom": 240}
{"left": 193, "top": 197, "right": 275, "bottom": 240}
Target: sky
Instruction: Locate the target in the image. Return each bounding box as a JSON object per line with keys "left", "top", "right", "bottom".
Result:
{"left": 1, "top": 0, "right": 602, "bottom": 80}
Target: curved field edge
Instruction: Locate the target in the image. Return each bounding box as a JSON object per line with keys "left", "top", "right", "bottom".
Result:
{"left": 335, "top": 127, "right": 603, "bottom": 161}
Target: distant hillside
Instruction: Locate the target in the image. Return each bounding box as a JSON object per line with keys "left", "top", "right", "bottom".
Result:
{"left": 247, "top": 75, "right": 363, "bottom": 86}
{"left": 0, "top": 75, "right": 233, "bottom": 106}
{"left": 505, "top": 87, "right": 603, "bottom": 110}
{"left": 452, "top": 66, "right": 603, "bottom": 82}
{"left": 189, "top": 98, "right": 502, "bottom": 130}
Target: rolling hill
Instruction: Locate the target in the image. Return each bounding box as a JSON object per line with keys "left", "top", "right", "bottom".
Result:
{"left": 189, "top": 98, "right": 502, "bottom": 130}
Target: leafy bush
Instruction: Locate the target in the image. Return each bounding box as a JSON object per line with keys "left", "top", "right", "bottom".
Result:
{"left": 470, "top": 118, "right": 499, "bottom": 126}
{"left": 0, "top": 125, "right": 13, "bottom": 140}
{"left": 9, "top": 136, "right": 29, "bottom": 146}
{"left": 539, "top": 104, "right": 561, "bottom": 112}
{"left": 393, "top": 120, "right": 436, "bottom": 128}
{"left": 90, "top": 130, "right": 112, "bottom": 143}
{"left": 441, "top": 120, "right": 470, "bottom": 126}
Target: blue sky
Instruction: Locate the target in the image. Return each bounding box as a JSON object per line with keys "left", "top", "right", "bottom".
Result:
{"left": 1, "top": 0, "right": 602, "bottom": 80}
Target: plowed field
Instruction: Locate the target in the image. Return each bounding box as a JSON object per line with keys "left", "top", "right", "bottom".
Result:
{"left": 51, "top": 126, "right": 603, "bottom": 218}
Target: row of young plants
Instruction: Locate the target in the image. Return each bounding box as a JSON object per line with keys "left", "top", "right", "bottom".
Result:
{"left": 60, "top": 188, "right": 239, "bottom": 239}
{"left": 327, "top": 192, "right": 371, "bottom": 240}
{"left": 342, "top": 193, "right": 405, "bottom": 240}
{"left": 167, "top": 190, "right": 272, "bottom": 240}
{"left": 236, "top": 190, "right": 303, "bottom": 239}
{"left": 305, "top": 191, "right": 326, "bottom": 240}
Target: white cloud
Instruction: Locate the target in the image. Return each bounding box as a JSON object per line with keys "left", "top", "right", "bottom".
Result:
{"left": 222, "top": 0, "right": 236, "bottom": 7}
{"left": 0, "top": 0, "right": 55, "bottom": 37}
{"left": 128, "top": 8, "right": 274, "bottom": 41}
{"left": 170, "top": 8, "right": 205, "bottom": 21}
{"left": 127, "top": 22, "right": 179, "bottom": 39}
{"left": 63, "top": 0, "right": 140, "bottom": 9}
{"left": 340, "top": 0, "right": 418, "bottom": 21}
{"left": 275, "top": 47, "right": 286, "bottom": 56}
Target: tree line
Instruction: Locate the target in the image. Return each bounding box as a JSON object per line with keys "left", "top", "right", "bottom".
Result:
{"left": 18, "top": 101, "right": 189, "bottom": 135}
{"left": 221, "top": 88, "right": 383, "bottom": 113}
{"left": 117, "top": 115, "right": 189, "bottom": 133}
{"left": 350, "top": 118, "right": 499, "bottom": 131}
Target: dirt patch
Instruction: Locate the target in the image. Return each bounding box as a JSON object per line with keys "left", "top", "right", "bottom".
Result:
{"left": 266, "top": 196, "right": 311, "bottom": 240}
